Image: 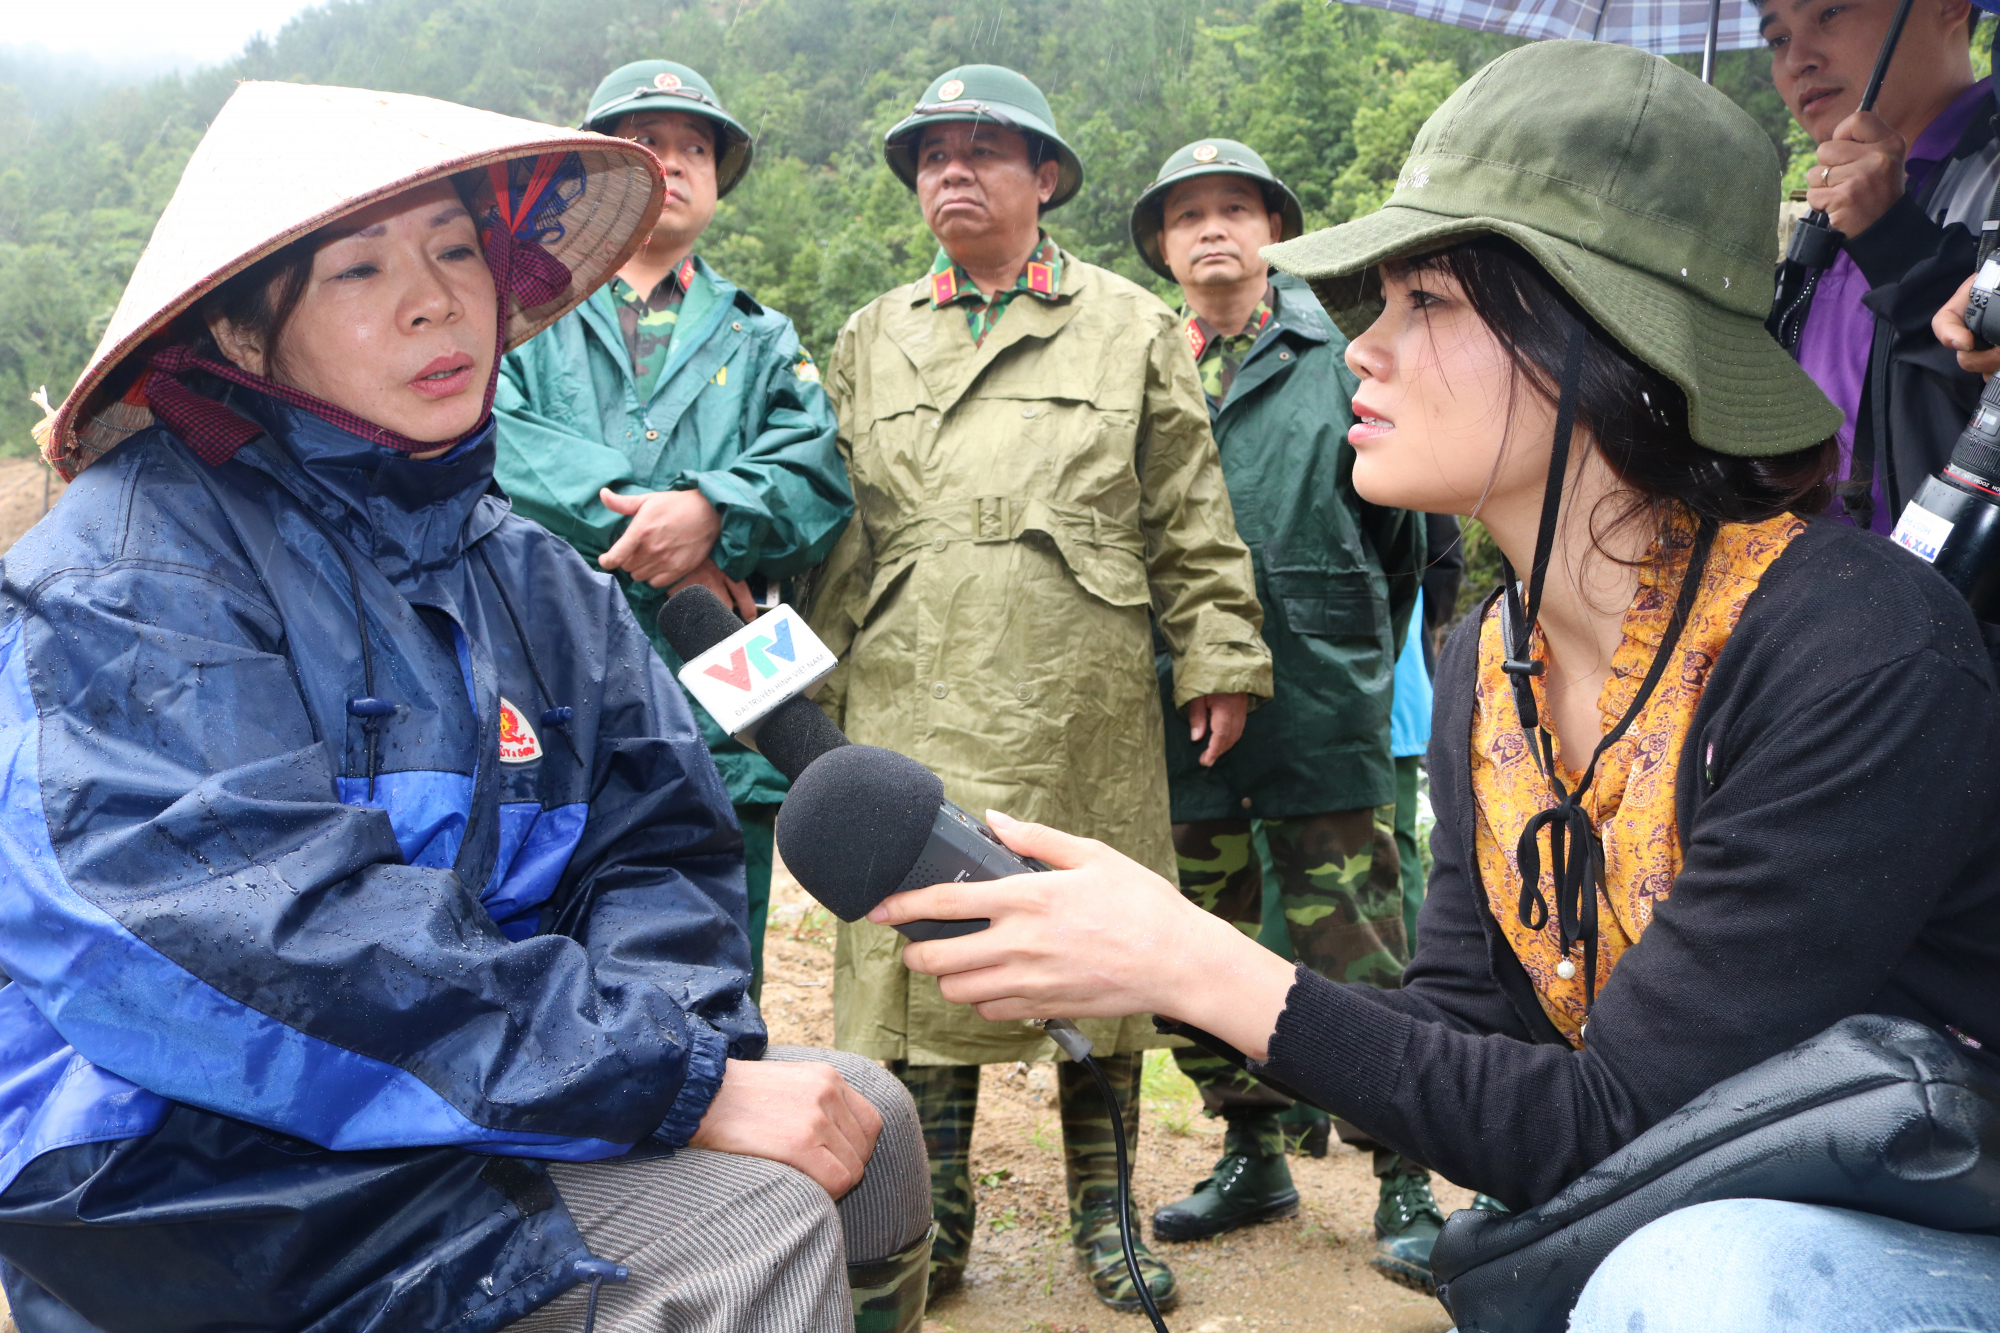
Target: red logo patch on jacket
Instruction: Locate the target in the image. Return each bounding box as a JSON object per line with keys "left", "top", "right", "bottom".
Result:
{"left": 498, "top": 698, "right": 542, "bottom": 764}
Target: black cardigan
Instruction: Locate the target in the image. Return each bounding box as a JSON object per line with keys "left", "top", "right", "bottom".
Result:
{"left": 1256, "top": 519, "right": 2000, "bottom": 1210}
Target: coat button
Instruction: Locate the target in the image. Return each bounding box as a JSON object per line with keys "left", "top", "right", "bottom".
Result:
{"left": 932, "top": 537, "right": 949, "bottom": 553}
{"left": 1020, "top": 406, "right": 1038, "bottom": 419}
{"left": 1240, "top": 796, "right": 1253, "bottom": 810}
{"left": 645, "top": 429, "right": 659, "bottom": 441}
{"left": 732, "top": 322, "right": 743, "bottom": 331}
{"left": 1278, "top": 351, "right": 1291, "bottom": 361}
{"left": 927, "top": 420, "right": 940, "bottom": 429}
{"left": 1016, "top": 684, "right": 1033, "bottom": 702}
{"left": 931, "top": 681, "right": 949, "bottom": 699}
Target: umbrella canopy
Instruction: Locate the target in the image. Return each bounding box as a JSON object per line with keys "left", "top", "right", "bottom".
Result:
{"left": 1331, "top": 0, "right": 1762, "bottom": 58}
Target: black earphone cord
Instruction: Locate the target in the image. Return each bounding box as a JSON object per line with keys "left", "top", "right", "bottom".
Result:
{"left": 1496, "top": 324, "right": 1718, "bottom": 1016}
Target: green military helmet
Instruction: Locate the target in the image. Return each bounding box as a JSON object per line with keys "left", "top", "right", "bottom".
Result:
{"left": 1130, "top": 139, "right": 1304, "bottom": 281}
{"left": 582, "top": 59, "right": 754, "bottom": 197}
{"left": 883, "top": 64, "right": 1084, "bottom": 210}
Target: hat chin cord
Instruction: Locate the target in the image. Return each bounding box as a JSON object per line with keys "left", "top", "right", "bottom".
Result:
{"left": 1495, "top": 324, "right": 1716, "bottom": 1019}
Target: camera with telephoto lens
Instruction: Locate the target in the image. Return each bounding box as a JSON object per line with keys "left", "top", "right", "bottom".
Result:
{"left": 1965, "top": 253, "right": 2000, "bottom": 350}
{"left": 1891, "top": 373, "right": 2000, "bottom": 623}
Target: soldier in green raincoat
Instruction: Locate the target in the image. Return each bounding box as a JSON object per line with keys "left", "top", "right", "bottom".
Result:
{"left": 1130, "top": 140, "right": 1438, "bottom": 1292}
{"left": 810, "top": 67, "right": 1271, "bottom": 1313}
{"left": 494, "top": 60, "right": 851, "bottom": 1001}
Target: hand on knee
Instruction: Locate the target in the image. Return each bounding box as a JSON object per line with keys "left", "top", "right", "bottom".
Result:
{"left": 691, "top": 1058, "right": 884, "bottom": 1200}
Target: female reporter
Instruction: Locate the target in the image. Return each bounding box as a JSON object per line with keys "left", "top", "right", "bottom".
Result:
{"left": 0, "top": 85, "right": 928, "bottom": 1333}
{"left": 875, "top": 41, "right": 2000, "bottom": 1330}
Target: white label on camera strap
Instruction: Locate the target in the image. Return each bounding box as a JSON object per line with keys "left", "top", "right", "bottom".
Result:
{"left": 1891, "top": 502, "right": 1954, "bottom": 565}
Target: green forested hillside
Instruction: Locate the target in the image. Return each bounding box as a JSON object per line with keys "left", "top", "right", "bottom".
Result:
{"left": 0, "top": 0, "right": 1796, "bottom": 457}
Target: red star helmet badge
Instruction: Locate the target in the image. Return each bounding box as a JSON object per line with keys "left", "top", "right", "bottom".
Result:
{"left": 653, "top": 72, "right": 683, "bottom": 91}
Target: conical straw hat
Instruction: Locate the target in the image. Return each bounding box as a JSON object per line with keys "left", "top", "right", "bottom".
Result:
{"left": 41, "top": 81, "right": 664, "bottom": 479}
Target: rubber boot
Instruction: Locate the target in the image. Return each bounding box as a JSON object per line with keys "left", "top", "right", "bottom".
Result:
{"left": 889, "top": 1062, "right": 978, "bottom": 1304}
{"left": 1370, "top": 1167, "right": 1446, "bottom": 1295}
{"left": 848, "top": 1223, "right": 934, "bottom": 1333}
{"left": 1073, "top": 1187, "right": 1180, "bottom": 1313}
{"left": 1150, "top": 1112, "right": 1301, "bottom": 1241}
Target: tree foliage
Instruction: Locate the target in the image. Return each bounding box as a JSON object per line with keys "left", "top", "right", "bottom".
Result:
{"left": 0, "top": 0, "right": 1796, "bottom": 456}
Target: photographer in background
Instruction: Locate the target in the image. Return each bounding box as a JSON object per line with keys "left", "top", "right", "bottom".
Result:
{"left": 1762, "top": 0, "right": 1993, "bottom": 533}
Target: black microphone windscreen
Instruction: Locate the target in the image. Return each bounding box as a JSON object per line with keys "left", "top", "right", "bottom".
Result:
{"left": 754, "top": 695, "right": 849, "bottom": 784}
{"left": 657, "top": 585, "right": 745, "bottom": 663}
{"left": 775, "top": 745, "right": 943, "bottom": 921}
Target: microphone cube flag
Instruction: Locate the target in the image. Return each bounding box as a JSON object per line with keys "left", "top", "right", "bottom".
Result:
{"left": 675, "top": 605, "right": 837, "bottom": 738}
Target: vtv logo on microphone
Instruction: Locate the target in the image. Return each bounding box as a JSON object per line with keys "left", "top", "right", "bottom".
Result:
{"left": 677, "top": 606, "right": 837, "bottom": 737}
{"left": 701, "top": 616, "right": 802, "bottom": 691}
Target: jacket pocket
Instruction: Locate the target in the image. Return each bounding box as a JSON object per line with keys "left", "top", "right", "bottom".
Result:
{"left": 1267, "top": 569, "right": 1386, "bottom": 642}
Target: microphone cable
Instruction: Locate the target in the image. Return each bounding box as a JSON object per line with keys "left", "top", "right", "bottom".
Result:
{"left": 1041, "top": 1021, "right": 1170, "bottom": 1332}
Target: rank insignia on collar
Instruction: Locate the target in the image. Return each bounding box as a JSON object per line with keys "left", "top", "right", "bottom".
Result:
{"left": 931, "top": 269, "right": 960, "bottom": 305}
{"left": 1184, "top": 318, "right": 1207, "bottom": 360}
{"left": 676, "top": 256, "right": 696, "bottom": 290}
{"left": 1026, "top": 261, "right": 1054, "bottom": 295}
{"left": 498, "top": 697, "right": 543, "bottom": 764}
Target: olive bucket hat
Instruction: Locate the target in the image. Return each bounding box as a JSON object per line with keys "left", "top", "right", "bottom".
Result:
{"left": 584, "top": 59, "right": 754, "bottom": 197}
{"left": 883, "top": 64, "right": 1084, "bottom": 210}
{"left": 1130, "top": 139, "right": 1304, "bottom": 280}
{"left": 1262, "top": 40, "right": 1840, "bottom": 458}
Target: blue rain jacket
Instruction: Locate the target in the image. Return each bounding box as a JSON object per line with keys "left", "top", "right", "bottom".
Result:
{"left": 0, "top": 386, "right": 764, "bottom": 1333}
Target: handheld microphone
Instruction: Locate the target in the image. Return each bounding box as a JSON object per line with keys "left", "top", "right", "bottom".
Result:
{"left": 775, "top": 744, "right": 1050, "bottom": 941}
{"left": 657, "top": 587, "right": 1031, "bottom": 941}
{"left": 656, "top": 586, "right": 848, "bottom": 783}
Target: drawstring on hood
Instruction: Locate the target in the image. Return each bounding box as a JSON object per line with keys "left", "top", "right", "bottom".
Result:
{"left": 1495, "top": 324, "right": 1717, "bottom": 1014}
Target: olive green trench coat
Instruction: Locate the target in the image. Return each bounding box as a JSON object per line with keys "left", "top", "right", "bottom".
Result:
{"left": 812, "top": 250, "right": 1273, "bottom": 1065}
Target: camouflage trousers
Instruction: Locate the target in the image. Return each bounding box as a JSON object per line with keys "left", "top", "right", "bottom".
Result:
{"left": 1171, "top": 808, "right": 1424, "bottom": 1176}
{"left": 892, "top": 1055, "right": 1141, "bottom": 1278}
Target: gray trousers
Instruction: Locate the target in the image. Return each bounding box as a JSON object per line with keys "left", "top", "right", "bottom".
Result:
{"left": 508, "top": 1047, "right": 930, "bottom": 1333}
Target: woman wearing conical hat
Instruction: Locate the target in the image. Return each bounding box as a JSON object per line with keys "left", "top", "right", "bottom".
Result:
{"left": 0, "top": 83, "right": 929, "bottom": 1333}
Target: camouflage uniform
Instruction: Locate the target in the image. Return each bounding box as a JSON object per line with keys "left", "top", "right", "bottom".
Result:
{"left": 848, "top": 1228, "right": 936, "bottom": 1333}
{"left": 1170, "top": 811, "right": 1418, "bottom": 1176}
{"left": 888, "top": 1055, "right": 1156, "bottom": 1307}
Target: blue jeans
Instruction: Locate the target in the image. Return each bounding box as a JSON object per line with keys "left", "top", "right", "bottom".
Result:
{"left": 1569, "top": 1198, "right": 2000, "bottom": 1332}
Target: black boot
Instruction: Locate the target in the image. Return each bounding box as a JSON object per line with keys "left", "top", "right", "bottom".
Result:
{"left": 1369, "top": 1167, "right": 1445, "bottom": 1294}
{"left": 1150, "top": 1112, "right": 1300, "bottom": 1242}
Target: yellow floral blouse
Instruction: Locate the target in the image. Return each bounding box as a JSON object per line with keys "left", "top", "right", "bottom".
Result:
{"left": 1470, "top": 513, "right": 1808, "bottom": 1046}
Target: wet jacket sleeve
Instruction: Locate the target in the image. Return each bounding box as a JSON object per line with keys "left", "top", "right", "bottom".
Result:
{"left": 1139, "top": 320, "right": 1275, "bottom": 708}
{"left": 494, "top": 347, "right": 639, "bottom": 563}
{"left": 0, "top": 555, "right": 734, "bottom": 1160}
{"left": 664, "top": 330, "right": 853, "bottom": 583}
